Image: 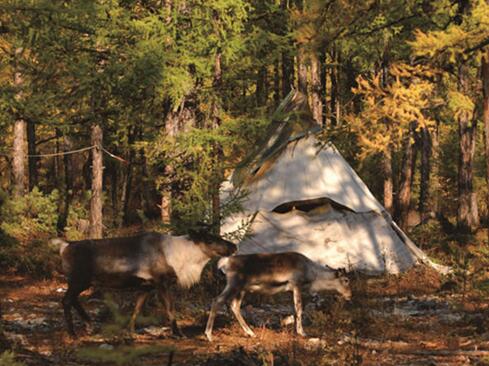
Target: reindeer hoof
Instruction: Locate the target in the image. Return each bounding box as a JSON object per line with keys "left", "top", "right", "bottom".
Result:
{"left": 205, "top": 332, "right": 213, "bottom": 342}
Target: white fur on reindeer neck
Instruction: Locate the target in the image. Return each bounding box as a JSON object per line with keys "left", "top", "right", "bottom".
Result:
{"left": 162, "top": 235, "right": 211, "bottom": 288}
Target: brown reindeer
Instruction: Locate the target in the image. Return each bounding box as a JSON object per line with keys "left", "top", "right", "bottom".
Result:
{"left": 205, "top": 252, "right": 352, "bottom": 341}
{"left": 53, "top": 231, "right": 236, "bottom": 337}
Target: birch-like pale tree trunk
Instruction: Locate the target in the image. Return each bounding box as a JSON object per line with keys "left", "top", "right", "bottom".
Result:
{"left": 310, "top": 53, "right": 323, "bottom": 125}
{"left": 482, "top": 48, "right": 489, "bottom": 241}
{"left": 27, "top": 120, "right": 38, "bottom": 190}
{"left": 457, "top": 64, "right": 479, "bottom": 233}
{"left": 89, "top": 124, "right": 103, "bottom": 239}
{"left": 297, "top": 46, "right": 307, "bottom": 95}
{"left": 12, "top": 49, "right": 27, "bottom": 197}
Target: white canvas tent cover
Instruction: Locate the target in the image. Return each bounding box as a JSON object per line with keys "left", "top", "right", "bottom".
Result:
{"left": 222, "top": 91, "right": 446, "bottom": 274}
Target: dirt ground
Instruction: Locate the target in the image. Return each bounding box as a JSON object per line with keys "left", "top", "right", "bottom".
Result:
{"left": 2, "top": 266, "right": 489, "bottom": 366}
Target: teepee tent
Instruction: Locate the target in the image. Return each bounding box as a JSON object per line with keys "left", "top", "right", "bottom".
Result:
{"left": 221, "top": 91, "right": 446, "bottom": 274}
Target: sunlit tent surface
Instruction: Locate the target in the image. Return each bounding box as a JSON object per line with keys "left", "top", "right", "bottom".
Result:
{"left": 221, "top": 91, "right": 445, "bottom": 274}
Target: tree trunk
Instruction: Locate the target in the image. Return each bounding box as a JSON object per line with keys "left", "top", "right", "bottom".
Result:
{"left": 297, "top": 46, "right": 307, "bottom": 95}
{"left": 382, "top": 149, "right": 394, "bottom": 214}
{"left": 330, "top": 46, "right": 339, "bottom": 125}
{"left": 397, "top": 126, "right": 416, "bottom": 230}
{"left": 109, "top": 158, "right": 118, "bottom": 226}
{"left": 140, "top": 151, "right": 156, "bottom": 218}
{"left": 410, "top": 134, "right": 419, "bottom": 191}
{"left": 89, "top": 124, "right": 103, "bottom": 239}
{"left": 274, "top": 59, "right": 281, "bottom": 107}
{"left": 419, "top": 127, "right": 432, "bottom": 219}
{"left": 211, "top": 51, "right": 223, "bottom": 233}
{"left": 121, "top": 129, "right": 136, "bottom": 226}
{"left": 57, "top": 135, "right": 73, "bottom": 231}
{"left": 457, "top": 65, "right": 479, "bottom": 233}
{"left": 13, "top": 119, "right": 27, "bottom": 197}
{"left": 482, "top": 48, "right": 489, "bottom": 240}
{"left": 281, "top": 0, "right": 294, "bottom": 98}
{"left": 256, "top": 66, "right": 268, "bottom": 106}
{"left": 310, "top": 53, "right": 323, "bottom": 125}
{"left": 54, "top": 128, "right": 61, "bottom": 188}
{"left": 27, "top": 120, "right": 38, "bottom": 190}
{"left": 159, "top": 98, "right": 196, "bottom": 224}
{"left": 12, "top": 55, "right": 27, "bottom": 197}
{"left": 320, "top": 49, "right": 327, "bottom": 127}
{"left": 160, "top": 173, "right": 171, "bottom": 225}
{"left": 282, "top": 53, "right": 294, "bottom": 97}
{"left": 431, "top": 120, "right": 442, "bottom": 216}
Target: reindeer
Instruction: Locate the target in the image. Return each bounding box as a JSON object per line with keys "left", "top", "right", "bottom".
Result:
{"left": 53, "top": 231, "right": 236, "bottom": 337}
{"left": 205, "top": 252, "right": 352, "bottom": 341}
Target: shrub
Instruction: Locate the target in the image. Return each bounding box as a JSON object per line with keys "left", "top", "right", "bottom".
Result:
{"left": 0, "top": 188, "right": 60, "bottom": 277}
{"left": 64, "top": 197, "right": 90, "bottom": 240}
{"left": 0, "top": 351, "right": 24, "bottom": 366}
{"left": 0, "top": 235, "right": 59, "bottom": 278}
{"left": 0, "top": 187, "right": 59, "bottom": 243}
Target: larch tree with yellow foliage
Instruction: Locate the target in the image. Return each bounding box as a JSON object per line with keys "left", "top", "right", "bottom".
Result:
{"left": 347, "top": 63, "right": 438, "bottom": 229}
{"left": 410, "top": 0, "right": 489, "bottom": 233}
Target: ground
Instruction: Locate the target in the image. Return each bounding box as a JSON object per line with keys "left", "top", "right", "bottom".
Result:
{"left": 1, "top": 266, "right": 489, "bottom": 366}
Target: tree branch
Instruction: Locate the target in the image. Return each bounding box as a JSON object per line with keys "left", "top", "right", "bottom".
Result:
{"left": 464, "top": 38, "right": 489, "bottom": 55}
{"left": 346, "top": 13, "right": 420, "bottom": 38}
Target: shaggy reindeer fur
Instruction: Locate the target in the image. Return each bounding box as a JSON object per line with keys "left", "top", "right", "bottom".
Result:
{"left": 205, "top": 252, "right": 352, "bottom": 341}
{"left": 55, "top": 231, "right": 235, "bottom": 337}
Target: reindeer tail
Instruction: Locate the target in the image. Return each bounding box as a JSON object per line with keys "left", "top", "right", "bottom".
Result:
{"left": 51, "top": 238, "right": 69, "bottom": 256}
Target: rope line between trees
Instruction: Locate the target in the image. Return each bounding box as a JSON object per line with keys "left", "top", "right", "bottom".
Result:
{"left": 1, "top": 145, "right": 128, "bottom": 163}
{"left": 26, "top": 145, "right": 96, "bottom": 158}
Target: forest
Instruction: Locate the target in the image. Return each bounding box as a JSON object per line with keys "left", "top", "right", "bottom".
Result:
{"left": 1, "top": 0, "right": 489, "bottom": 365}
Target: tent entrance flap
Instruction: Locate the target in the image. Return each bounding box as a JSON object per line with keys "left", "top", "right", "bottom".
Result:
{"left": 273, "top": 197, "right": 356, "bottom": 214}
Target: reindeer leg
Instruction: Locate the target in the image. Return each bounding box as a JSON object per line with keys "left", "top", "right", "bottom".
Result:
{"left": 72, "top": 297, "right": 94, "bottom": 334}
{"left": 129, "top": 292, "right": 149, "bottom": 333}
{"left": 63, "top": 282, "right": 89, "bottom": 338}
{"left": 293, "top": 286, "right": 306, "bottom": 337}
{"left": 230, "top": 291, "right": 255, "bottom": 338}
{"left": 62, "top": 290, "right": 76, "bottom": 337}
{"left": 72, "top": 297, "right": 90, "bottom": 322}
{"left": 158, "top": 286, "right": 184, "bottom": 338}
{"left": 205, "top": 280, "right": 240, "bottom": 342}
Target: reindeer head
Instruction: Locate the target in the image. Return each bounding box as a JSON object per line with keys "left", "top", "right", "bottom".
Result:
{"left": 188, "top": 230, "right": 237, "bottom": 257}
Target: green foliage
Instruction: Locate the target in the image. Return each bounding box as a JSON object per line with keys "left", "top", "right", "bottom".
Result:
{"left": 0, "top": 0, "right": 488, "bottom": 243}
{"left": 75, "top": 294, "right": 172, "bottom": 365}
{"left": 147, "top": 114, "right": 267, "bottom": 233}
{"left": 0, "top": 188, "right": 59, "bottom": 277}
{"left": 64, "top": 196, "right": 90, "bottom": 241}
{"left": 0, "top": 187, "right": 58, "bottom": 242}
{"left": 0, "top": 351, "right": 24, "bottom": 366}
{"left": 447, "top": 90, "right": 474, "bottom": 122}
{"left": 0, "top": 234, "right": 58, "bottom": 278}
{"left": 410, "top": 0, "right": 489, "bottom": 62}
{"left": 410, "top": 220, "right": 450, "bottom": 253}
